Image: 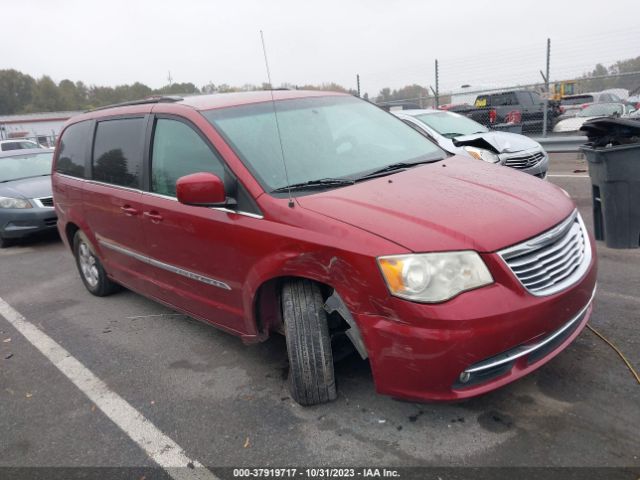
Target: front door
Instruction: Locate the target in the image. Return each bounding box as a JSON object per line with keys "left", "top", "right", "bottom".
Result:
{"left": 138, "top": 116, "right": 251, "bottom": 334}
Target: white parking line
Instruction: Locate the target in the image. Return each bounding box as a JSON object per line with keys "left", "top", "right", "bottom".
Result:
{"left": 0, "top": 296, "right": 217, "bottom": 480}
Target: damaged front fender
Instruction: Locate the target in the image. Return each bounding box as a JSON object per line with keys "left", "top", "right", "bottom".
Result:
{"left": 324, "top": 290, "right": 368, "bottom": 360}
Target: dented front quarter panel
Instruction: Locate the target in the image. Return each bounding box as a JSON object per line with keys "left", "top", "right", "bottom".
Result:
{"left": 240, "top": 196, "right": 408, "bottom": 341}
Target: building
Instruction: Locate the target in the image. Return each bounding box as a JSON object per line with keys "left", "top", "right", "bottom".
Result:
{"left": 0, "top": 111, "right": 82, "bottom": 147}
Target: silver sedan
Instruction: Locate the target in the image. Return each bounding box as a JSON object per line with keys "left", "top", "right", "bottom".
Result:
{"left": 394, "top": 109, "right": 549, "bottom": 179}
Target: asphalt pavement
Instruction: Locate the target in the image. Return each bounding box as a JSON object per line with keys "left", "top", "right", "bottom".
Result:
{"left": 1, "top": 153, "right": 638, "bottom": 476}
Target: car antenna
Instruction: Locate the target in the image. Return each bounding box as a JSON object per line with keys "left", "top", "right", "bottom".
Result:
{"left": 260, "top": 30, "right": 294, "bottom": 208}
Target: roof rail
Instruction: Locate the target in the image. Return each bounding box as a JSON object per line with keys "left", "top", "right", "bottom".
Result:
{"left": 87, "top": 95, "right": 183, "bottom": 112}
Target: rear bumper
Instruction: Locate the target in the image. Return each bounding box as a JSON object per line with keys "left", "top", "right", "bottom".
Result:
{"left": 355, "top": 249, "right": 597, "bottom": 402}
{"left": 0, "top": 208, "right": 58, "bottom": 239}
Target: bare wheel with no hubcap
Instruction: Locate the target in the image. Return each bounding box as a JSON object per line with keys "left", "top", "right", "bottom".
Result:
{"left": 73, "top": 231, "right": 120, "bottom": 297}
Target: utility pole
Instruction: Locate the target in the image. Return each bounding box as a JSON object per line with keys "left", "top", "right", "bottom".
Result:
{"left": 356, "top": 74, "right": 361, "bottom": 97}
{"left": 542, "top": 38, "right": 550, "bottom": 136}
{"left": 167, "top": 71, "right": 173, "bottom": 88}
{"left": 434, "top": 59, "right": 440, "bottom": 108}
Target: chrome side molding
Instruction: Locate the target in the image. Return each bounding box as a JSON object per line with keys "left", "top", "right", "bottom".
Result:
{"left": 98, "top": 237, "right": 232, "bottom": 291}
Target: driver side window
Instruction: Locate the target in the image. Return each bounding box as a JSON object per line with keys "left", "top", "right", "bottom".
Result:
{"left": 151, "top": 118, "right": 226, "bottom": 197}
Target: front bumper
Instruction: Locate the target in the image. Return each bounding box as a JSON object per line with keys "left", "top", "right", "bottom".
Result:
{"left": 519, "top": 154, "right": 549, "bottom": 179}
{"left": 0, "top": 207, "right": 58, "bottom": 239}
{"left": 355, "top": 248, "right": 597, "bottom": 402}
{"left": 500, "top": 150, "right": 549, "bottom": 179}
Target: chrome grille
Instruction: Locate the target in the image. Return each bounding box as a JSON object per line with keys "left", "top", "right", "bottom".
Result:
{"left": 503, "top": 151, "right": 545, "bottom": 169}
{"left": 35, "top": 197, "right": 54, "bottom": 208}
{"left": 498, "top": 211, "right": 591, "bottom": 296}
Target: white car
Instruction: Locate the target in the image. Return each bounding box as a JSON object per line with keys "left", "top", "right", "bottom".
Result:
{"left": 559, "top": 91, "right": 622, "bottom": 119}
{"left": 0, "top": 139, "right": 43, "bottom": 152}
{"left": 553, "top": 103, "right": 636, "bottom": 133}
{"left": 393, "top": 109, "right": 549, "bottom": 179}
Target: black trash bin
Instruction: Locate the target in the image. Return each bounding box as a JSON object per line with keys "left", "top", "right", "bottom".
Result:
{"left": 580, "top": 118, "right": 640, "bottom": 249}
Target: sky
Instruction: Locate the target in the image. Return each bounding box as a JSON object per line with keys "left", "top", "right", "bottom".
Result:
{"left": 2, "top": 0, "right": 639, "bottom": 96}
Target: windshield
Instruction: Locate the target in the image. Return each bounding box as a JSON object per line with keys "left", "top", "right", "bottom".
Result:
{"left": 1, "top": 140, "right": 39, "bottom": 151}
{"left": 203, "top": 96, "right": 445, "bottom": 193}
{"left": 0, "top": 152, "right": 54, "bottom": 182}
{"left": 413, "top": 111, "right": 488, "bottom": 137}
{"left": 578, "top": 103, "right": 622, "bottom": 118}
{"left": 561, "top": 95, "right": 594, "bottom": 106}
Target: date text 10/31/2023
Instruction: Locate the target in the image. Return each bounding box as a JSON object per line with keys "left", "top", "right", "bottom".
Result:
{"left": 232, "top": 468, "right": 401, "bottom": 478}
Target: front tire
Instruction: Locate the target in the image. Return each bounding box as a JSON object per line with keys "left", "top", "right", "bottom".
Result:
{"left": 73, "top": 231, "right": 120, "bottom": 297}
{"left": 282, "top": 279, "right": 337, "bottom": 406}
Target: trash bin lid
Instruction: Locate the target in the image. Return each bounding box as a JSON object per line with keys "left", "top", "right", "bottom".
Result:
{"left": 580, "top": 118, "right": 640, "bottom": 148}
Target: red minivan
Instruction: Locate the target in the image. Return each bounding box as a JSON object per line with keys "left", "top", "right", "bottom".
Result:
{"left": 52, "top": 91, "right": 597, "bottom": 406}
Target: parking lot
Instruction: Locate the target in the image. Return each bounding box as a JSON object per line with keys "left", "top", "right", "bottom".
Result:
{"left": 0, "top": 153, "right": 638, "bottom": 474}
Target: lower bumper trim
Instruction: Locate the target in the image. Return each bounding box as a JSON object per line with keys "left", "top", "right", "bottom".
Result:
{"left": 455, "top": 286, "right": 596, "bottom": 388}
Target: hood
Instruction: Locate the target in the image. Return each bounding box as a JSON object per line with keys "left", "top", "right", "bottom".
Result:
{"left": 0, "top": 175, "right": 53, "bottom": 200}
{"left": 298, "top": 157, "right": 574, "bottom": 253}
{"left": 452, "top": 131, "right": 540, "bottom": 154}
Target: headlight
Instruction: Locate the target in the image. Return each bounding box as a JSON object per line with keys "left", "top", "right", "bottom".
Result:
{"left": 0, "top": 196, "right": 32, "bottom": 209}
{"left": 463, "top": 146, "right": 500, "bottom": 163}
{"left": 378, "top": 251, "right": 493, "bottom": 303}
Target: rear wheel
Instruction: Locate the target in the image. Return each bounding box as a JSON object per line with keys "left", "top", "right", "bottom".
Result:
{"left": 73, "top": 231, "right": 120, "bottom": 296}
{"left": 0, "top": 236, "right": 11, "bottom": 248}
{"left": 282, "top": 279, "right": 337, "bottom": 406}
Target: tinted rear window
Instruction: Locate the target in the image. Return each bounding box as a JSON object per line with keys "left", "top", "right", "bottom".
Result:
{"left": 92, "top": 118, "right": 145, "bottom": 188}
{"left": 489, "top": 92, "right": 518, "bottom": 106}
{"left": 562, "top": 95, "right": 594, "bottom": 106}
{"left": 56, "top": 121, "right": 91, "bottom": 178}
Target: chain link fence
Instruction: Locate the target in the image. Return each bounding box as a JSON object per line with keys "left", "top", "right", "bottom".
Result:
{"left": 372, "top": 28, "right": 640, "bottom": 139}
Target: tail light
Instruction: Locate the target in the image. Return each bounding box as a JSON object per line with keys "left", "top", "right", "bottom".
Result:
{"left": 505, "top": 111, "right": 522, "bottom": 124}
{"left": 559, "top": 106, "right": 565, "bottom": 114}
{"left": 489, "top": 108, "right": 497, "bottom": 124}
{"left": 635, "top": 102, "right": 640, "bottom": 110}
{"left": 580, "top": 103, "right": 590, "bottom": 109}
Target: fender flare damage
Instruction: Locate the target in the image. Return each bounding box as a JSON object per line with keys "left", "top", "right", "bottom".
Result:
{"left": 324, "top": 290, "right": 368, "bottom": 360}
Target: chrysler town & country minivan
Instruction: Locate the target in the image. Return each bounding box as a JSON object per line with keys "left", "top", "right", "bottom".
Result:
{"left": 52, "top": 91, "right": 597, "bottom": 405}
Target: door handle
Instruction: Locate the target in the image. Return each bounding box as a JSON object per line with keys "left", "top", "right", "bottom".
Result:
{"left": 143, "top": 211, "right": 163, "bottom": 223}
{"left": 120, "top": 205, "right": 138, "bottom": 216}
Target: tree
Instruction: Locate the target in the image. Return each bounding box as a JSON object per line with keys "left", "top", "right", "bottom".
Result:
{"left": 0, "top": 70, "right": 36, "bottom": 114}
{"left": 58, "top": 79, "right": 82, "bottom": 110}
{"left": 27, "top": 76, "right": 64, "bottom": 112}
{"left": 576, "top": 56, "right": 640, "bottom": 94}
{"left": 376, "top": 88, "right": 392, "bottom": 102}
{"left": 87, "top": 86, "right": 120, "bottom": 108}
{"left": 156, "top": 82, "right": 199, "bottom": 95}
{"left": 610, "top": 56, "right": 640, "bottom": 74}
{"left": 201, "top": 82, "right": 217, "bottom": 94}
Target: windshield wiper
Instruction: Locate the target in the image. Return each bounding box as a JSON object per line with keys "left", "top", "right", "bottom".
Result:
{"left": 0, "top": 174, "right": 50, "bottom": 183}
{"left": 271, "top": 178, "right": 355, "bottom": 193}
{"left": 442, "top": 132, "right": 465, "bottom": 138}
{"left": 354, "top": 159, "right": 439, "bottom": 181}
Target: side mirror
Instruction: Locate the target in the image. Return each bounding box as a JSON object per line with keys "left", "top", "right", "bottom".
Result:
{"left": 176, "top": 172, "right": 229, "bottom": 207}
